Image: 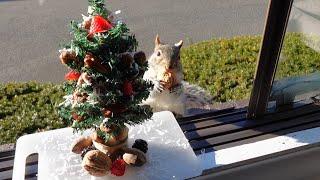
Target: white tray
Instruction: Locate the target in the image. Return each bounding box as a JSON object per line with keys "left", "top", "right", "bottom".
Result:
{"left": 13, "top": 111, "right": 202, "bottom": 180}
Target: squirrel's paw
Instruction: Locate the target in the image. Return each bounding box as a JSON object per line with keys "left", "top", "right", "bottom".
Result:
{"left": 154, "top": 80, "right": 166, "bottom": 93}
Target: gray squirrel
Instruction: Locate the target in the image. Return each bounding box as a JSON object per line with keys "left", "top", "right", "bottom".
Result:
{"left": 143, "top": 35, "right": 214, "bottom": 117}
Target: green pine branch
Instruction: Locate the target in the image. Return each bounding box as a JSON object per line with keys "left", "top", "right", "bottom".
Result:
{"left": 88, "top": 0, "right": 110, "bottom": 18}
{"left": 58, "top": 0, "right": 153, "bottom": 133}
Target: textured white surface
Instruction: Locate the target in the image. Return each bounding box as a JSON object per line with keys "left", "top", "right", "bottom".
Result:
{"left": 13, "top": 111, "right": 202, "bottom": 180}
{"left": 198, "top": 127, "right": 320, "bottom": 170}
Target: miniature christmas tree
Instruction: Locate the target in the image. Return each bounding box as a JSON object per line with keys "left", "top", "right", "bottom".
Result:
{"left": 57, "top": 0, "right": 153, "bottom": 176}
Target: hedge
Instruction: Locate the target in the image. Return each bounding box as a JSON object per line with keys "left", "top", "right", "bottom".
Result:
{"left": 0, "top": 82, "right": 65, "bottom": 144}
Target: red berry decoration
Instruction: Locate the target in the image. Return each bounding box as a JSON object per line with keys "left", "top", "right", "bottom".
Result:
{"left": 111, "top": 159, "right": 126, "bottom": 176}
{"left": 89, "top": 16, "right": 113, "bottom": 37}
{"left": 72, "top": 112, "right": 83, "bottom": 122}
{"left": 65, "top": 71, "right": 81, "bottom": 81}
{"left": 123, "top": 81, "right": 134, "bottom": 96}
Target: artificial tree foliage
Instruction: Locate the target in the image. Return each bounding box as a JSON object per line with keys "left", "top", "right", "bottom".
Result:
{"left": 57, "top": 0, "right": 153, "bottom": 142}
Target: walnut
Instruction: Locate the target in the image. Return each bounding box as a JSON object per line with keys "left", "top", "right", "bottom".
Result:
{"left": 82, "top": 150, "right": 112, "bottom": 177}
{"left": 71, "top": 136, "right": 93, "bottom": 154}
{"left": 161, "top": 70, "right": 177, "bottom": 90}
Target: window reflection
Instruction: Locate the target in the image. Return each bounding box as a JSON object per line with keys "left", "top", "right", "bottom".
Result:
{"left": 270, "top": 0, "right": 320, "bottom": 109}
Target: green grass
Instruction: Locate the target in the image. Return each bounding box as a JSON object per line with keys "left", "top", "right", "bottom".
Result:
{"left": 181, "top": 33, "right": 320, "bottom": 102}
{"left": 1, "top": 32, "right": 320, "bottom": 145}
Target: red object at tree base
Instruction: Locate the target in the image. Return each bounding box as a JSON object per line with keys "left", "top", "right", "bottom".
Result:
{"left": 89, "top": 16, "right": 113, "bottom": 37}
{"left": 65, "top": 71, "right": 81, "bottom": 81}
{"left": 111, "top": 159, "right": 126, "bottom": 176}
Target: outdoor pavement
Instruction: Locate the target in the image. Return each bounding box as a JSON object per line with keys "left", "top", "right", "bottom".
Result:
{"left": 0, "top": 0, "right": 268, "bottom": 83}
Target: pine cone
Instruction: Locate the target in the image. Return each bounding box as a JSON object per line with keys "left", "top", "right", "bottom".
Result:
{"left": 59, "top": 49, "right": 77, "bottom": 65}
{"left": 83, "top": 19, "right": 92, "bottom": 30}
{"left": 101, "top": 109, "right": 113, "bottom": 118}
{"left": 84, "top": 53, "right": 111, "bottom": 73}
{"left": 72, "top": 112, "right": 84, "bottom": 122}
{"left": 81, "top": 15, "right": 92, "bottom": 30}
{"left": 133, "top": 51, "right": 146, "bottom": 65}
{"left": 118, "top": 52, "right": 134, "bottom": 68}
{"left": 125, "top": 63, "right": 139, "bottom": 79}
{"left": 77, "top": 72, "right": 93, "bottom": 86}
{"left": 105, "top": 104, "right": 127, "bottom": 114}
{"left": 73, "top": 91, "right": 88, "bottom": 103}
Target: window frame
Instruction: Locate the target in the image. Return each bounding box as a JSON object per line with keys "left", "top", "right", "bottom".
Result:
{"left": 247, "top": 0, "right": 294, "bottom": 119}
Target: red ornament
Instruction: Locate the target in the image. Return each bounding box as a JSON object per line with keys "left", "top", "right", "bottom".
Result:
{"left": 111, "top": 159, "right": 126, "bottom": 176}
{"left": 65, "top": 71, "right": 81, "bottom": 81}
{"left": 89, "top": 16, "right": 113, "bottom": 37}
{"left": 123, "top": 81, "right": 133, "bottom": 96}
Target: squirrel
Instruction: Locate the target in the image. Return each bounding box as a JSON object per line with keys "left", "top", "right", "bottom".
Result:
{"left": 143, "top": 35, "right": 214, "bottom": 117}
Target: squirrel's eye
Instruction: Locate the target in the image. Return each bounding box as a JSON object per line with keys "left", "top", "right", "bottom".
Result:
{"left": 157, "top": 51, "right": 161, "bottom": 56}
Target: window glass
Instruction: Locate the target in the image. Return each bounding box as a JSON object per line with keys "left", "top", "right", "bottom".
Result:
{"left": 0, "top": 0, "right": 269, "bottom": 145}
{"left": 270, "top": 0, "right": 320, "bottom": 108}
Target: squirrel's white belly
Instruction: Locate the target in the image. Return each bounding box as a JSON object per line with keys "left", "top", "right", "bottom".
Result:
{"left": 143, "top": 89, "right": 186, "bottom": 116}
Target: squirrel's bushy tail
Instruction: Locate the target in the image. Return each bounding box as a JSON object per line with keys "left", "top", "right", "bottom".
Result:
{"left": 183, "top": 81, "right": 214, "bottom": 112}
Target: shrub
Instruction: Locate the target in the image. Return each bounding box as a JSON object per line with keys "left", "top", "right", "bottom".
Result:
{"left": 181, "top": 35, "right": 261, "bottom": 102}
{"left": 0, "top": 82, "right": 65, "bottom": 144}
{"left": 276, "top": 33, "right": 320, "bottom": 79}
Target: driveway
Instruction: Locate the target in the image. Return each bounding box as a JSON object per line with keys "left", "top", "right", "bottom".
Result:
{"left": 0, "top": 0, "right": 268, "bottom": 82}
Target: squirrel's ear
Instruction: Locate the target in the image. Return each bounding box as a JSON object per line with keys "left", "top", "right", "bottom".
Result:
{"left": 175, "top": 40, "right": 183, "bottom": 49}
{"left": 155, "top": 34, "right": 161, "bottom": 47}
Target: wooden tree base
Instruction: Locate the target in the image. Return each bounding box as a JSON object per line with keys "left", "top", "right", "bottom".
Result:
{"left": 93, "top": 139, "right": 128, "bottom": 155}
